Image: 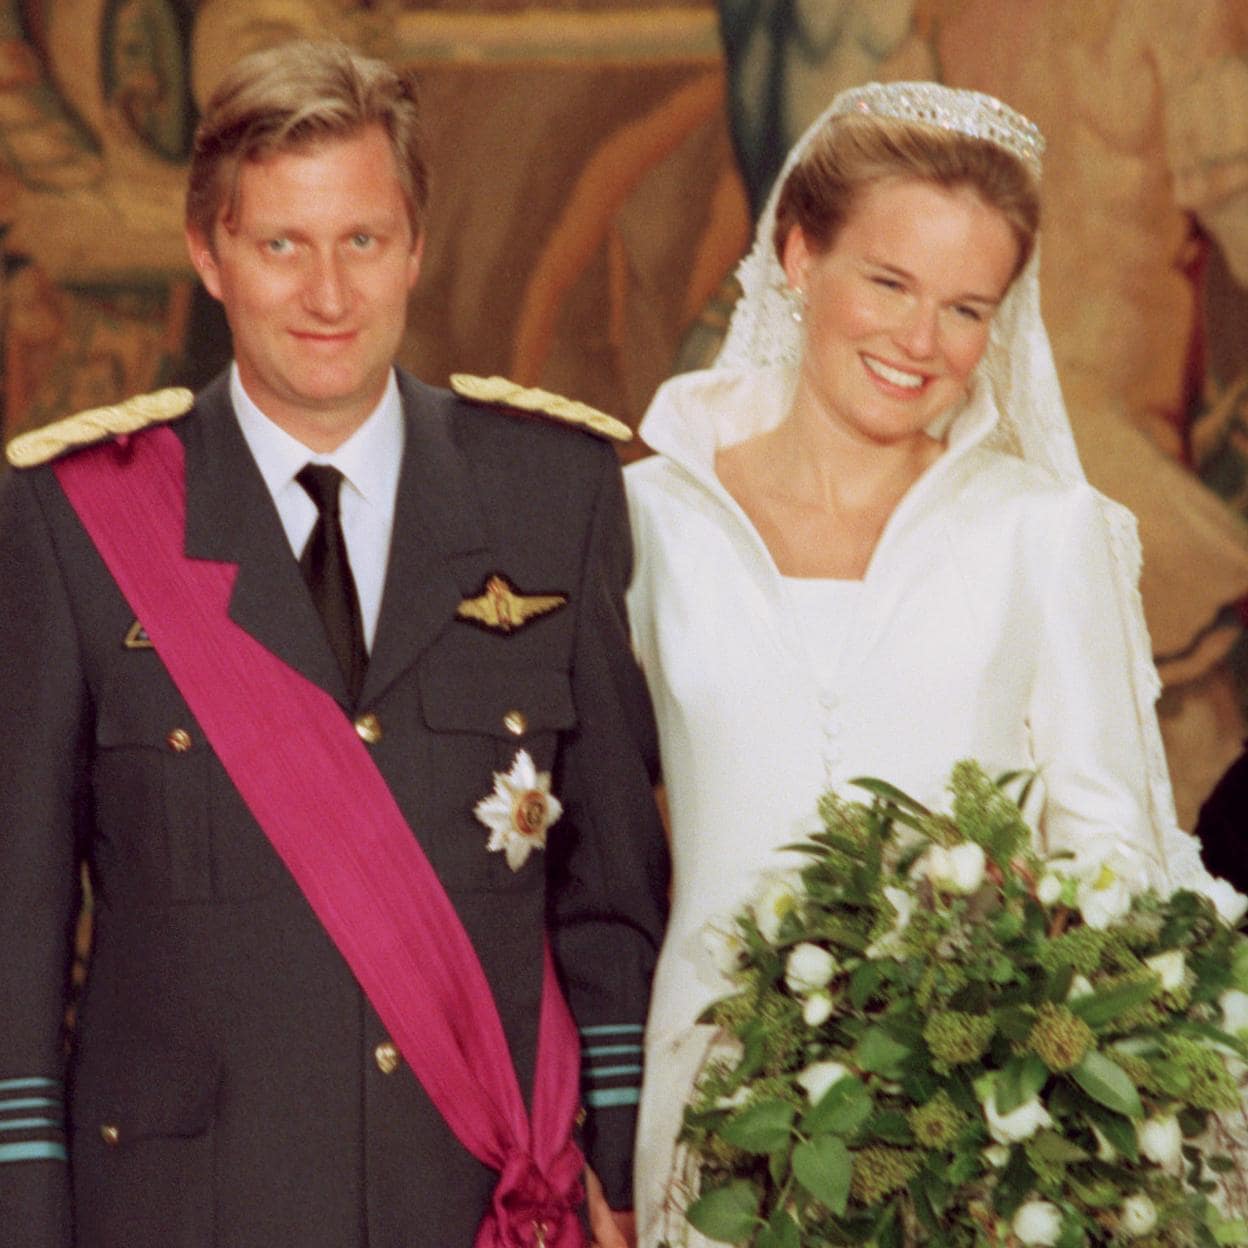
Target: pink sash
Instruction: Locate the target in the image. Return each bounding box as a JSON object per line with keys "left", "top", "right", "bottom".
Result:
{"left": 55, "top": 426, "right": 585, "bottom": 1248}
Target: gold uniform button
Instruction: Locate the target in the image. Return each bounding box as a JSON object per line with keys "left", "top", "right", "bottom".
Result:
{"left": 354, "top": 713, "right": 382, "bottom": 745}
{"left": 502, "top": 710, "right": 527, "bottom": 736}
{"left": 166, "top": 728, "right": 192, "bottom": 753}
{"left": 374, "top": 1041, "right": 400, "bottom": 1074}
{"left": 100, "top": 1124, "right": 120, "bottom": 1146}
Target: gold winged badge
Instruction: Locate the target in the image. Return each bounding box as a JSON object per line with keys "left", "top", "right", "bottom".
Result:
{"left": 456, "top": 575, "right": 568, "bottom": 635}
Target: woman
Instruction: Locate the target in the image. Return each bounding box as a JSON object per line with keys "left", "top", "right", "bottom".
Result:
{"left": 625, "top": 82, "right": 1222, "bottom": 1246}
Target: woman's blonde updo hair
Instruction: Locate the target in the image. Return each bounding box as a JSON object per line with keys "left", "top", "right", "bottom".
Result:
{"left": 772, "top": 113, "right": 1040, "bottom": 281}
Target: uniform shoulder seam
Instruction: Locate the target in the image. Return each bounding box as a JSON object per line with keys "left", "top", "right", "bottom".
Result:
{"left": 4, "top": 388, "right": 195, "bottom": 469}
{"left": 449, "top": 374, "right": 631, "bottom": 443}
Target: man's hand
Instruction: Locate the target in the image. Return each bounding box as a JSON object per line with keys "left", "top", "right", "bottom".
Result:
{"left": 585, "top": 1166, "right": 637, "bottom": 1248}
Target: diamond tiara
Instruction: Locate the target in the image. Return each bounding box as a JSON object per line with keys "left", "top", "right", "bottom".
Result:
{"left": 830, "top": 81, "right": 1045, "bottom": 178}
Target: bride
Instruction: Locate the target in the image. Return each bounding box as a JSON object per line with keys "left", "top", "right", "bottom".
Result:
{"left": 624, "top": 82, "right": 1230, "bottom": 1246}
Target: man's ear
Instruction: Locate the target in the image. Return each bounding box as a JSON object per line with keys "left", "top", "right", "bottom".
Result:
{"left": 186, "top": 226, "right": 223, "bottom": 301}
{"left": 406, "top": 231, "right": 425, "bottom": 291}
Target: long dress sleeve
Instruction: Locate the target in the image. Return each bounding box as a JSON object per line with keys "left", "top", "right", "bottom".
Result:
{"left": 1025, "top": 485, "right": 1166, "bottom": 881}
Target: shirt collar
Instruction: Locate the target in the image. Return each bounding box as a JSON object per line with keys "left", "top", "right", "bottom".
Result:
{"left": 230, "top": 364, "right": 404, "bottom": 505}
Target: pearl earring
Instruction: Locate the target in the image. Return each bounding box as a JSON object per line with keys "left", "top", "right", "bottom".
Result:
{"left": 787, "top": 287, "right": 806, "bottom": 324}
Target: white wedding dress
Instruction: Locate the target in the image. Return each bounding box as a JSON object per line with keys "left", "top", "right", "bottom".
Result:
{"left": 624, "top": 80, "right": 1233, "bottom": 1246}
{"left": 624, "top": 365, "right": 1191, "bottom": 1246}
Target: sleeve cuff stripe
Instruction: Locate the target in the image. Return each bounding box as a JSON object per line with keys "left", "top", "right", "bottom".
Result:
{"left": 0, "top": 1119, "right": 60, "bottom": 1132}
{"left": 583, "top": 1044, "right": 641, "bottom": 1057}
{"left": 0, "top": 1142, "right": 68, "bottom": 1164}
{"left": 584, "top": 1087, "right": 640, "bottom": 1109}
{"left": 0, "top": 1098, "right": 59, "bottom": 1112}
{"left": 583, "top": 1063, "right": 642, "bottom": 1080}
{"left": 578, "top": 1024, "right": 644, "bottom": 1038}
{"left": 0, "top": 1078, "right": 59, "bottom": 1092}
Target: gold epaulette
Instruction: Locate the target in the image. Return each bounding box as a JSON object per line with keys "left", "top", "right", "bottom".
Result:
{"left": 5, "top": 388, "right": 195, "bottom": 469}
{"left": 450, "top": 374, "right": 632, "bottom": 443}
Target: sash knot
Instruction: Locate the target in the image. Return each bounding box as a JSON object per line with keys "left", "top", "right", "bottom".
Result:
{"left": 477, "top": 1143, "right": 585, "bottom": 1248}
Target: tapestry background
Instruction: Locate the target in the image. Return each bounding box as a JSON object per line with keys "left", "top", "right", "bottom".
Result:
{"left": 2, "top": 0, "right": 1247, "bottom": 828}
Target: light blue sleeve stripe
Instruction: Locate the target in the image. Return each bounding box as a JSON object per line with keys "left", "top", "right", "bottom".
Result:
{"left": 585, "top": 1087, "right": 640, "bottom": 1109}
{"left": 579, "top": 1024, "right": 644, "bottom": 1037}
{"left": 0, "top": 1099, "right": 59, "bottom": 1112}
{"left": 0, "top": 1078, "right": 58, "bottom": 1093}
{"left": 0, "top": 1118, "right": 59, "bottom": 1131}
{"left": 584, "top": 1064, "right": 642, "bottom": 1080}
{"left": 583, "top": 1044, "right": 641, "bottom": 1058}
{"left": 0, "top": 1142, "right": 67, "bottom": 1164}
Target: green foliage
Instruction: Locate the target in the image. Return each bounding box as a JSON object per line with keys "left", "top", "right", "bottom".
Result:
{"left": 924, "top": 1011, "right": 996, "bottom": 1071}
{"left": 686, "top": 1180, "right": 759, "bottom": 1242}
{"left": 1035, "top": 926, "right": 1108, "bottom": 977}
{"left": 803, "top": 1075, "right": 873, "bottom": 1138}
{"left": 1028, "top": 1003, "right": 1095, "bottom": 1072}
{"left": 949, "top": 759, "right": 1030, "bottom": 862}
{"left": 677, "top": 762, "right": 1248, "bottom": 1247}
{"left": 794, "top": 1135, "right": 852, "bottom": 1213}
{"left": 722, "top": 1099, "right": 798, "bottom": 1154}
{"left": 847, "top": 1145, "right": 922, "bottom": 1206}
{"left": 908, "top": 1089, "right": 968, "bottom": 1149}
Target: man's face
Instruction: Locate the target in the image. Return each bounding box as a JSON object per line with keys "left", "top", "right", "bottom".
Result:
{"left": 187, "top": 124, "right": 423, "bottom": 451}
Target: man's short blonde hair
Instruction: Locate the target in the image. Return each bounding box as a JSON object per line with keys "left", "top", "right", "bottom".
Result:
{"left": 187, "top": 41, "right": 428, "bottom": 242}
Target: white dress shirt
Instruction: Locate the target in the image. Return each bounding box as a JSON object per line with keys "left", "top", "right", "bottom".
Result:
{"left": 230, "top": 365, "right": 403, "bottom": 650}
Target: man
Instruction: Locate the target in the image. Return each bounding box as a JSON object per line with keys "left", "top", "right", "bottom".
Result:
{"left": 1195, "top": 741, "right": 1248, "bottom": 895}
{"left": 0, "top": 41, "right": 668, "bottom": 1247}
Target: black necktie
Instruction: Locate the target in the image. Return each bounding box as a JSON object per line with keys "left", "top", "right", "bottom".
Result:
{"left": 296, "top": 464, "right": 367, "bottom": 703}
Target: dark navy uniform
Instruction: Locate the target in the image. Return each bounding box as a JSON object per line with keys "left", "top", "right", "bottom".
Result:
{"left": 1195, "top": 741, "right": 1248, "bottom": 895}
{"left": 0, "top": 370, "right": 669, "bottom": 1247}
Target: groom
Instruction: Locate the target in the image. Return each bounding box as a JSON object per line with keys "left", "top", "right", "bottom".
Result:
{"left": 0, "top": 39, "right": 667, "bottom": 1247}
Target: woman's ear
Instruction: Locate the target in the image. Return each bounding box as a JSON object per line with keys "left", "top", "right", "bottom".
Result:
{"left": 780, "top": 224, "right": 812, "bottom": 293}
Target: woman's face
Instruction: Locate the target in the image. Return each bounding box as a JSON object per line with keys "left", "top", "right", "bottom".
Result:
{"left": 782, "top": 177, "right": 1020, "bottom": 446}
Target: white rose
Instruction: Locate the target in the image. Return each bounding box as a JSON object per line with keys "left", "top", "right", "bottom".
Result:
{"left": 883, "top": 885, "right": 914, "bottom": 927}
{"left": 1144, "top": 950, "right": 1186, "bottom": 993}
{"left": 796, "top": 1060, "right": 850, "bottom": 1104}
{"left": 1036, "top": 873, "right": 1064, "bottom": 907}
{"left": 754, "top": 873, "right": 801, "bottom": 944}
{"left": 1205, "top": 878, "right": 1248, "bottom": 927}
{"left": 1120, "top": 1194, "right": 1158, "bottom": 1237}
{"left": 1091, "top": 1126, "right": 1117, "bottom": 1161}
{"left": 866, "top": 886, "right": 914, "bottom": 960}
{"left": 1012, "top": 1200, "right": 1062, "bottom": 1246}
{"left": 925, "top": 842, "right": 987, "bottom": 894}
{"left": 785, "top": 943, "right": 837, "bottom": 994}
{"left": 1070, "top": 842, "right": 1149, "bottom": 889}
{"left": 1220, "top": 989, "right": 1248, "bottom": 1037}
{"left": 1068, "top": 975, "right": 1095, "bottom": 1001}
{"left": 983, "top": 1144, "right": 1011, "bottom": 1168}
{"left": 1076, "top": 864, "right": 1132, "bottom": 930}
{"left": 1137, "top": 1115, "right": 1183, "bottom": 1169}
{"left": 715, "top": 1085, "right": 751, "bottom": 1110}
{"left": 803, "top": 990, "right": 834, "bottom": 1027}
{"left": 983, "top": 1089, "right": 1053, "bottom": 1144}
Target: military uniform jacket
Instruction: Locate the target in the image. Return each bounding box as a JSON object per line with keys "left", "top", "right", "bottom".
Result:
{"left": 0, "top": 370, "right": 669, "bottom": 1248}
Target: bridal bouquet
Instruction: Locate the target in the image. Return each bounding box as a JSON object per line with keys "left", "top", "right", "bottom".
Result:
{"left": 676, "top": 762, "right": 1248, "bottom": 1248}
